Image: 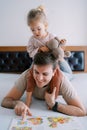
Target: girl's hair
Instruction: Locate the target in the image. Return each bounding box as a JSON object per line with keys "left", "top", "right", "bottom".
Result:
{"left": 33, "top": 51, "right": 58, "bottom": 70}
{"left": 27, "top": 5, "right": 48, "bottom": 27}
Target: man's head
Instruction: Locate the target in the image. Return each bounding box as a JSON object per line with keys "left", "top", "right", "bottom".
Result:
{"left": 33, "top": 51, "right": 58, "bottom": 70}
{"left": 32, "top": 51, "right": 58, "bottom": 88}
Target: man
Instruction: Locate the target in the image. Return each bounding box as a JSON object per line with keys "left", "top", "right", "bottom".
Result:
{"left": 1, "top": 51, "right": 86, "bottom": 119}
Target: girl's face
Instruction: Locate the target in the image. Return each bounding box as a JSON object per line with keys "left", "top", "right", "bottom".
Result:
{"left": 29, "top": 22, "right": 47, "bottom": 39}
{"left": 33, "top": 64, "right": 56, "bottom": 88}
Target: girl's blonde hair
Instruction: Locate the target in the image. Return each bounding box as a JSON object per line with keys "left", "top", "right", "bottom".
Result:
{"left": 27, "top": 5, "right": 48, "bottom": 27}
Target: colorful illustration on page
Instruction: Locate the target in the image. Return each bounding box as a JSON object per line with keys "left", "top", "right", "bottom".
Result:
{"left": 11, "top": 126, "right": 32, "bottom": 130}
{"left": 9, "top": 117, "right": 44, "bottom": 130}
{"left": 47, "top": 116, "right": 71, "bottom": 128}
{"left": 27, "top": 117, "right": 43, "bottom": 125}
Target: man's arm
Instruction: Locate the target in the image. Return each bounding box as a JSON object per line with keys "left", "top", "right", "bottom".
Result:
{"left": 1, "top": 86, "right": 32, "bottom": 117}
{"left": 1, "top": 86, "right": 24, "bottom": 108}
{"left": 56, "top": 96, "right": 86, "bottom": 116}
{"left": 45, "top": 87, "right": 86, "bottom": 116}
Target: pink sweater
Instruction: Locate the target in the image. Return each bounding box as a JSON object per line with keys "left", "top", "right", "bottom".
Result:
{"left": 27, "top": 33, "right": 54, "bottom": 58}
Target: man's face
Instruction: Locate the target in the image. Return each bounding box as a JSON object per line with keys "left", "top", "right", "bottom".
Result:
{"left": 33, "top": 64, "right": 56, "bottom": 88}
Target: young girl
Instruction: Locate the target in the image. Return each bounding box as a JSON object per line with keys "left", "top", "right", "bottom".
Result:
{"left": 25, "top": 5, "right": 73, "bottom": 108}
{"left": 26, "top": 5, "right": 72, "bottom": 76}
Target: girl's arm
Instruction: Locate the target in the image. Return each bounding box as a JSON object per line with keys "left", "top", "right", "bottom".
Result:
{"left": 25, "top": 91, "right": 32, "bottom": 107}
{"left": 27, "top": 37, "right": 40, "bottom": 58}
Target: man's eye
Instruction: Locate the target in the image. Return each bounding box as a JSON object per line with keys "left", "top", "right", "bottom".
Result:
{"left": 43, "top": 73, "right": 48, "bottom": 76}
{"left": 35, "top": 71, "right": 39, "bottom": 74}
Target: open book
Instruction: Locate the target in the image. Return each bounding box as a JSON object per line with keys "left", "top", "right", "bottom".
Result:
{"left": 9, "top": 115, "right": 83, "bottom": 130}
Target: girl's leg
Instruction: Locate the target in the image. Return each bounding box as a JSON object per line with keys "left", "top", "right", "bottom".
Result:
{"left": 58, "top": 59, "right": 73, "bottom": 80}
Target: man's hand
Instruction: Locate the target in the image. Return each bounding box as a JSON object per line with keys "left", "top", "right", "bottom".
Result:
{"left": 14, "top": 101, "right": 32, "bottom": 120}
{"left": 45, "top": 87, "right": 56, "bottom": 109}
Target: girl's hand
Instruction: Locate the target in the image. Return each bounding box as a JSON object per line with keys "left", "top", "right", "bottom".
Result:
{"left": 60, "top": 39, "right": 66, "bottom": 45}
{"left": 39, "top": 46, "right": 49, "bottom": 52}
{"left": 45, "top": 87, "right": 56, "bottom": 109}
{"left": 14, "top": 101, "right": 32, "bottom": 120}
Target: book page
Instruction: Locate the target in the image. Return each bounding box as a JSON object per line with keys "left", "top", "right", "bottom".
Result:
{"left": 9, "top": 115, "right": 83, "bottom": 130}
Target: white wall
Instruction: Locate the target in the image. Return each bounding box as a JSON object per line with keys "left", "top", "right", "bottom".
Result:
{"left": 0, "top": 0, "right": 87, "bottom": 46}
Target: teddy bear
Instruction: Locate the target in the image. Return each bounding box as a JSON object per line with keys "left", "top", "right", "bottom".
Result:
{"left": 46, "top": 37, "right": 71, "bottom": 61}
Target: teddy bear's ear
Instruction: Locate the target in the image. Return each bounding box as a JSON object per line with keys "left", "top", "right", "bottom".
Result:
{"left": 55, "top": 37, "right": 60, "bottom": 44}
{"left": 55, "top": 37, "right": 64, "bottom": 47}
{"left": 64, "top": 51, "right": 71, "bottom": 57}
{"left": 55, "top": 37, "right": 66, "bottom": 47}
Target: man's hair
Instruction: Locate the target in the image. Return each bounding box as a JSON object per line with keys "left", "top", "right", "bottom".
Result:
{"left": 33, "top": 51, "right": 58, "bottom": 70}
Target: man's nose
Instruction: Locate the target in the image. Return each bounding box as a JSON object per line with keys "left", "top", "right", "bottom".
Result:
{"left": 38, "top": 74, "right": 43, "bottom": 81}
